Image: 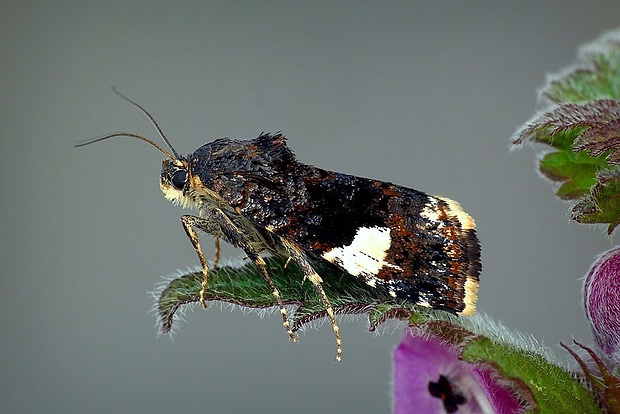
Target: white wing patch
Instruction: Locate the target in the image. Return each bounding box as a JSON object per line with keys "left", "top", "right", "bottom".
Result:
{"left": 321, "top": 226, "right": 401, "bottom": 277}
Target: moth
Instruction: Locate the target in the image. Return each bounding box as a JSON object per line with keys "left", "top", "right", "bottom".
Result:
{"left": 78, "top": 88, "right": 481, "bottom": 361}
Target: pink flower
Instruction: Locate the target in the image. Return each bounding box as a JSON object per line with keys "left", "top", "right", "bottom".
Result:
{"left": 393, "top": 330, "right": 521, "bottom": 414}
{"left": 583, "top": 245, "right": 620, "bottom": 370}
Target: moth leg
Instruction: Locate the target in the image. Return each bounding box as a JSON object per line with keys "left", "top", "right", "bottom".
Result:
{"left": 213, "top": 236, "right": 221, "bottom": 269}
{"left": 281, "top": 239, "right": 342, "bottom": 361}
{"left": 180, "top": 215, "right": 213, "bottom": 308}
{"left": 209, "top": 209, "right": 296, "bottom": 343}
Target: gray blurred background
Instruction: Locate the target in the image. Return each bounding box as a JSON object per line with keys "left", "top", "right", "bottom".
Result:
{"left": 2, "top": 2, "right": 619, "bottom": 413}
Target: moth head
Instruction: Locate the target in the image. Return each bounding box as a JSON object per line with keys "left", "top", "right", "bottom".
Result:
{"left": 160, "top": 158, "right": 193, "bottom": 207}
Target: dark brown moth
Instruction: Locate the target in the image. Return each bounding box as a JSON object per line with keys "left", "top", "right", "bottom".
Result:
{"left": 78, "top": 88, "right": 481, "bottom": 361}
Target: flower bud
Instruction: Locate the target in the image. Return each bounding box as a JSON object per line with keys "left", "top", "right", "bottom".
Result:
{"left": 583, "top": 245, "right": 620, "bottom": 369}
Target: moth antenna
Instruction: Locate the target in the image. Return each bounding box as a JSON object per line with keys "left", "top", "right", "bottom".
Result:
{"left": 110, "top": 86, "right": 181, "bottom": 159}
{"left": 75, "top": 132, "right": 176, "bottom": 160}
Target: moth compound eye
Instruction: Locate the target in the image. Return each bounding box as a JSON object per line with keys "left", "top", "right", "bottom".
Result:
{"left": 171, "top": 169, "right": 188, "bottom": 190}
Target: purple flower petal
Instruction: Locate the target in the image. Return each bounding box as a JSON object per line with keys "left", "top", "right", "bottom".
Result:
{"left": 583, "top": 245, "right": 620, "bottom": 369}
{"left": 393, "top": 330, "right": 521, "bottom": 414}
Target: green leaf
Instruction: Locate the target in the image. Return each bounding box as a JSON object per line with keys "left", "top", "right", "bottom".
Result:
{"left": 538, "top": 150, "right": 605, "bottom": 199}
{"left": 462, "top": 337, "right": 601, "bottom": 414}
{"left": 156, "top": 256, "right": 424, "bottom": 334}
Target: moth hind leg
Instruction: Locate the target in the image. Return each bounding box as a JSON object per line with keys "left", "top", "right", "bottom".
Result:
{"left": 252, "top": 255, "right": 296, "bottom": 343}
{"left": 281, "top": 239, "right": 342, "bottom": 361}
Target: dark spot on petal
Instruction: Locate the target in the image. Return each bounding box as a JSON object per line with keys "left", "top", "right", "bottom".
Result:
{"left": 429, "top": 375, "right": 467, "bottom": 413}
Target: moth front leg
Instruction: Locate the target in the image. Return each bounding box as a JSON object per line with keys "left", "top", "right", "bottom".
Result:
{"left": 180, "top": 215, "right": 220, "bottom": 308}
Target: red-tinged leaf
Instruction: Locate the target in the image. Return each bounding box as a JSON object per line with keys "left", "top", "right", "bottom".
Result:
{"left": 562, "top": 341, "right": 620, "bottom": 414}
{"left": 514, "top": 100, "right": 620, "bottom": 157}
{"left": 512, "top": 30, "right": 620, "bottom": 233}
